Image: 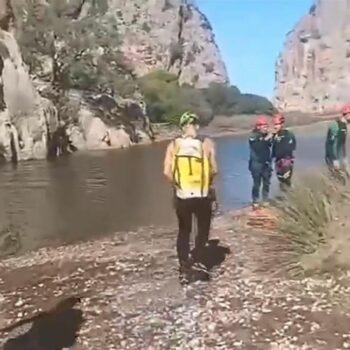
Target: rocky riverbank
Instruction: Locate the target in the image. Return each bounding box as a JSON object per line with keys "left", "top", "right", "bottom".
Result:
{"left": 0, "top": 211, "right": 349, "bottom": 349}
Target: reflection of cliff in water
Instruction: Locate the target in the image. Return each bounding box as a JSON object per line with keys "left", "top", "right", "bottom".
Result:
{"left": 8, "top": 123, "right": 17, "bottom": 164}
{"left": 0, "top": 122, "right": 20, "bottom": 165}
{"left": 47, "top": 122, "right": 76, "bottom": 160}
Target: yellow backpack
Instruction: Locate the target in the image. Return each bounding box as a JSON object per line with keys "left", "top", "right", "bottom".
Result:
{"left": 172, "top": 136, "right": 211, "bottom": 199}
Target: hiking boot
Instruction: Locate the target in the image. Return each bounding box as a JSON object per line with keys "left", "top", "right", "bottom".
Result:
{"left": 192, "top": 261, "right": 207, "bottom": 272}
{"left": 191, "top": 262, "right": 210, "bottom": 282}
{"left": 252, "top": 202, "right": 259, "bottom": 210}
{"left": 178, "top": 261, "right": 192, "bottom": 285}
{"left": 179, "top": 271, "right": 189, "bottom": 285}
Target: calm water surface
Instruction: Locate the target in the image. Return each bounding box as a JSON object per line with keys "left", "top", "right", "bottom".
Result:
{"left": 0, "top": 124, "right": 332, "bottom": 252}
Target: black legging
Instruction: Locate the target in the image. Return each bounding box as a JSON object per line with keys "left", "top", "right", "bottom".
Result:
{"left": 174, "top": 197, "right": 212, "bottom": 266}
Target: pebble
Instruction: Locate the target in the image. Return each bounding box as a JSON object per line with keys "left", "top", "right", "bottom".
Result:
{"left": 14, "top": 298, "right": 24, "bottom": 307}
{"left": 0, "top": 219, "right": 349, "bottom": 349}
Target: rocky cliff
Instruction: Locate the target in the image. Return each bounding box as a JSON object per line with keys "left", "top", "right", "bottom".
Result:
{"left": 274, "top": 0, "right": 350, "bottom": 113}
{"left": 111, "top": 0, "right": 228, "bottom": 88}
{"left": 0, "top": 0, "right": 57, "bottom": 162}
{"left": 0, "top": 0, "right": 228, "bottom": 161}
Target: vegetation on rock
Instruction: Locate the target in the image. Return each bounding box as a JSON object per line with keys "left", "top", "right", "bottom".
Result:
{"left": 139, "top": 71, "right": 275, "bottom": 125}
{"left": 14, "top": 0, "right": 137, "bottom": 120}
{"left": 203, "top": 82, "right": 276, "bottom": 116}
{"left": 138, "top": 70, "right": 212, "bottom": 125}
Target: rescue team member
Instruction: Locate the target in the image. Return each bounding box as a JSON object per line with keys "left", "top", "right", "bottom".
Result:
{"left": 272, "top": 113, "right": 296, "bottom": 190}
{"left": 325, "top": 105, "right": 350, "bottom": 178}
{"left": 248, "top": 116, "right": 273, "bottom": 208}
{"left": 163, "top": 112, "right": 218, "bottom": 283}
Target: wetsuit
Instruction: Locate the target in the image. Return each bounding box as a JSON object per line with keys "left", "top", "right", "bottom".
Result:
{"left": 325, "top": 120, "right": 347, "bottom": 172}
{"left": 272, "top": 129, "right": 296, "bottom": 189}
{"left": 248, "top": 130, "right": 272, "bottom": 204}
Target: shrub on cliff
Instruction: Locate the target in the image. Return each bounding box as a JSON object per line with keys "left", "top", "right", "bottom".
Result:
{"left": 139, "top": 70, "right": 274, "bottom": 125}
{"left": 15, "top": 0, "right": 137, "bottom": 102}
{"left": 139, "top": 70, "right": 213, "bottom": 125}
{"left": 232, "top": 93, "right": 276, "bottom": 115}
{"left": 202, "top": 82, "right": 275, "bottom": 116}
{"left": 202, "top": 82, "right": 240, "bottom": 115}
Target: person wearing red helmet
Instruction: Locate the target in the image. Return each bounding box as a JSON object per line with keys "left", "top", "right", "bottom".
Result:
{"left": 325, "top": 105, "right": 350, "bottom": 178}
{"left": 248, "top": 116, "right": 273, "bottom": 208}
{"left": 272, "top": 113, "right": 296, "bottom": 190}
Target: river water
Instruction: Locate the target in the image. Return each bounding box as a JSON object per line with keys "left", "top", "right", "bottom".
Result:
{"left": 0, "top": 124, "right": 331, "bottom": 253}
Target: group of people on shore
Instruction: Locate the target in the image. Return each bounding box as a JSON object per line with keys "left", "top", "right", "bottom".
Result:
{"left": 248, "top": 113, "right": 296, "bottom": 207}
{"left": 163, "top": 108, "right": 350, "bottom": 283}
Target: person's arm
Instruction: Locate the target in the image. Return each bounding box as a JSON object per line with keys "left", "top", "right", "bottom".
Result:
{"left": 328, "top": 123, "right": 338, "bottom": 160}
{"left": 163, "top": 141, "right": 175, "bottom": 182}
{"left": 204, "top": 138, "right": 218, "bottom": 182}
{"left": 271, "top": 139, "right": 276, "bottom": 159}
{"left": 290, "top": 131, "right": 296, "bottom": 153}
{"left": 249, "top": 132, "right": 260, "bottom": 161}
{"left": 264, "top": 132, "right": 274, "bottom": 142}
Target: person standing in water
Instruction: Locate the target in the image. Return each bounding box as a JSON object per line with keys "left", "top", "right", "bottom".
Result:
{"left": 325, "top": 105, "right": 350, "bottom": 179}
{"left": 248, "top": 116, "right": 273, "bottom": 209}
{"left": 272, "top": 113, "right": 296, "bottom": 190}
{"left": 163, "top": 111, "right": 218, "bottom": 283}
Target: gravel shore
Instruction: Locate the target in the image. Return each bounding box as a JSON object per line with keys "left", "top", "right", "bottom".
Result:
{"left": 0, "top": 213, "right": 349, "bottom": 349}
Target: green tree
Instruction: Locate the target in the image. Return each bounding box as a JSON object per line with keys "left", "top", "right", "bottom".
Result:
{"left": 178, "top": 85, "right": 213, "bottom": 125}
{"left": 232, "top": 94, "right": 275, "bottom": 115}
{"left": 202, "top": 83, "right": 275, "bottom": 116}
{"left": 15, "top": 0, "right": 136, "bottom": 117}
{"left": 139, "top": 70, "right": 213, "bottom": 125}
{"left": 202, "top": 82, "right": 240, "bottom": 115}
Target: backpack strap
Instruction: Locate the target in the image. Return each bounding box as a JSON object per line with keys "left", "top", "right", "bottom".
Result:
{"left": 196, "top": 135, "right": 206, "bottom": 143}
{"left": 196, "top": 136, "right": 206, "bottom": 197}
{"left": 172, "top": 138, "right": 181, "bottom": 189}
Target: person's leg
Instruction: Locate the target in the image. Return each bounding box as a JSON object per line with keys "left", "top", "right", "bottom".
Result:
{"left": 325, "top": 156, "right": 333, "bottom": 171}
{"left": 325, "top": 156, "right": 338, "bottom": 179}
{"left": 336, "top": 157, "right": 348, "bottom": 184}
{"left": 262, "top": 163, "right": 272, "bottom": 202}
{"left": 278, "top": 175, "right": 290, "bottom": 192}
{"left": 288, "top": 166, "right": 293, "bottom": 186}
{"left": 339, "top": 156, "right": 350, "bottom": 178}
{"left": 276, "top": 161, "right": 293, "bottom": 191}
{"left": 193, "top": 198, "right": 212, "bottom": 262}
{"left": 175, "top": 198, "right": 193, "bottom": 267}
{"left": 251, "top": 164, "right": 262, "bottom": 205}
{"left": 283, "top": 165, "right": 293, "bottom": 188}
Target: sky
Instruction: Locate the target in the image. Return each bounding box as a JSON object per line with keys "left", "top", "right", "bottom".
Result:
{"left": 197, "top": 0, "right": 314, "bottom": 99}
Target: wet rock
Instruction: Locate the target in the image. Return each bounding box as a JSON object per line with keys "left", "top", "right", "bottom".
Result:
{"left": 0, "top": 1, "right": 58, "bottom": 162}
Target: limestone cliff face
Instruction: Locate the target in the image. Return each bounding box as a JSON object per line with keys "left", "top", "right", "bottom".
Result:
{"left": 274, "top": 0, "right": 350, "bottom": 113}
{"left": 0, "top": 0, "right": 57, "bottom": 162}
{"left": 0, "top": 0, "right": 228, "bottom": 160}
{"left": 108, "top": 0, "right": 229, "bottom": 87}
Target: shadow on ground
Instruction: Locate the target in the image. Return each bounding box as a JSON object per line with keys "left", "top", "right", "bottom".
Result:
{"left": 1, "top": 296, "right": 83, "bottom": 350}
{"left": 187, "top": 239, "right": 231, "bottom": 284}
